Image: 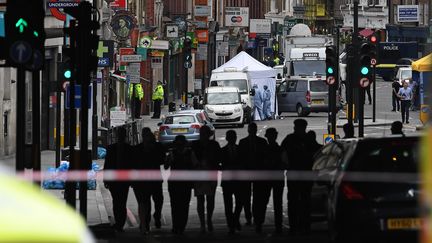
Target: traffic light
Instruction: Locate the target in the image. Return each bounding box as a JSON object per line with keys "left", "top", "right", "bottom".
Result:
{"left": 325, "top": 45, "right": 338, "bottom": 85}
{"left": 184, "top": 37, "right": 192, "bottom": 69}
{"left": 5, "top": 0, "right": 45, "bottom": 69}
{"left": 359, "top": 41, "right": 373, "bottom": 88}
{"left": 368, "top": 33, "right": 379, "bottom": 66}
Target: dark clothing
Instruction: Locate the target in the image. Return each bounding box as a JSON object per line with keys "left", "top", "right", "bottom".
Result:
{"left": 401, "top": 100, "right": 411, "bottom": 123}
{"left": 392, "top": 82, "right": 401, "bottom": 111}
{"left": 133, "top": 98, "right": 141, "bottom": 119}
{"left": 281, "top": 132, "right": 312, "bottom": 233}
{"left": 152, "top": 99, "right": 162, "bottom": 118}
{"left": 239, "top": 135, "right": 269, "bottom": 227}
{"left": 365, "top": 86, "right": 371, "bottom": 104}
{"left": 104, "top": 143, "right": 133, "bottom": 229}
{"left": 221, "top": 144, "right": 244, "bottom": 230}
{"left": 165, "top": 147, "right": 195, "bottom": 232}
{"left": 267, "top": 141, "right": 286, "bottom": 230}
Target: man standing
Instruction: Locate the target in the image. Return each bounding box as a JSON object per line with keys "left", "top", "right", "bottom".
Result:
{"left": 392, "top": 79, "right": 401, "bottom": 112}
{"left": 281, "top": 119, "right": 310, "bottom": 235}
{"left": 397, "top": 80, "right": 413, "bottom": 124}
{"left": 239, "top": 123, "right": 269, "bottom": 233}
{"left": 151, "top": 81, "right": 164, "bottom": 119}
{"left": 129, "top": 83, "right": 144, "bottom": 119}
{"left": 253, "top": 84, "right": 264, "bottom": 121}
{"left": 263, "top": 85, "right": 272, "bottom": 120}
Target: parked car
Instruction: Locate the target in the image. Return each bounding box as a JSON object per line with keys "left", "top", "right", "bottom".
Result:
{"left": 157, "top": 110, "right": 215, "bottom": 145}
{"left": 312, "top": 136, "right": 421, "bottom": 243}
{"left": 277, "top": 77, "right": 329, "bottom": 116}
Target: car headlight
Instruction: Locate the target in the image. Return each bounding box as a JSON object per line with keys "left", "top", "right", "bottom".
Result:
{"left": 206, "top": 107, "right": 214, "bottom": 113}
{"left": 234, "top": 107, "right": 241, "bottom": 113}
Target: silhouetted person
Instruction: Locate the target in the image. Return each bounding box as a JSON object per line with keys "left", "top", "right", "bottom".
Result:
{"left": 306, "top": 131, "right": 322, "bottom": 156}
{"left": 191, "top": 126, "right": 221, "bottom": 233}
{"left": 342, "top": 123, "right": 355, "bottom": 139}
{"left": 391, "top": 121, "right": 404, "bottom": 135}
{"left": 131, "top": 128, "right": 165, "bottom": 233}
{"left": 221, "top": 130, "right": 243, "bottom": 234}
{"left": 392, "top": 79, "right": 401, "bottom": 111}
{"left": 239, "top": 122, "right": 269, "bottom": 233}
{"left": 104, "top": 127, "right": 131, "bottom": 232}
{"left": 281, "top": 119, "right": 310, "bottom": 235}
{"left": 165, "top": 135, "right": 195, "bottom": 234}
{"left": 265, "top": 128, "right": 286, "bottom": 234}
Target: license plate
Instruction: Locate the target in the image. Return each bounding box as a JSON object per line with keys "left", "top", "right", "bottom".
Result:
{"left": 172, "top": 128, "right": 188, "bottom": 133}
{"left": 312, "top": 100, "right": 324, "bottom": 105}
{"left": 387, "top": 218, "right": 422, "bottom": 230}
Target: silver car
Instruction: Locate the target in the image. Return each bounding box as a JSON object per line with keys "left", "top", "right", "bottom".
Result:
{"left": 277, "top": 78, "right": 329, "bottom": 116}
{"left": 157, "top": 110, "right": 215, "bottom": 144}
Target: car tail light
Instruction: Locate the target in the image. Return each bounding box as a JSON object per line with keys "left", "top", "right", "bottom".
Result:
{"left": 306, "top": 91, "right": 311, "bottom": 103}
{"left": 191, "top": 124, "right": 201, "bottom": 130}
{"left": 341, "top": 182, "right": 364, "bottom": 200}
{"left": 159, "top": 125, "right": 169, "bottom": 132}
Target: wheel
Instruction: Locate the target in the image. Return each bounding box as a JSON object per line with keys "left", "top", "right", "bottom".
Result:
{"left": 296, "top": 104, "right": 304, "bottom": 117}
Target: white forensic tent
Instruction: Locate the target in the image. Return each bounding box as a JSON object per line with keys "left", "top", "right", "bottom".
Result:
{"left": 212, "top": 51, "right": 278, "bottom": 120}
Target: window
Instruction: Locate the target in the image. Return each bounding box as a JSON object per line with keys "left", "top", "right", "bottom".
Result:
{"left": 278, "top": 82, "right": 288, "bottom": 92}
{"left": 310, "top": 81, "right": 327, "bottom": 92}
{"left": 210, "top": 80, "right": 248, "bottom": 94}
{"left": 206, "top": 92, "right": 240, "bottom": 105}
{"left": 164, "top": 115, "right": 195, "bottom": 124}
{"left": 296, "top": 80, "right": 308, "bottom": 92}
{"left": 287, "top": 81, "right": 297, "bottom": 92}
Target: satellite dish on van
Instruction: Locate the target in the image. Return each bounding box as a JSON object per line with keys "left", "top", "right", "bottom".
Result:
{"left": 289, "top": 24, "right": 312, "bottom": 37}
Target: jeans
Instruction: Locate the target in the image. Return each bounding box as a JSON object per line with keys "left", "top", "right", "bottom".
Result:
{"left": 392, "top": 93, "right": 400, "bottom": 111}
{"left": 401, "top": 100, "right": 411, "bottom": 123}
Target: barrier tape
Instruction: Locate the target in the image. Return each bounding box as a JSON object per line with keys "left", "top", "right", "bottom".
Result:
{"left": 14, "top": 169, "right": 420, "bottom": 183}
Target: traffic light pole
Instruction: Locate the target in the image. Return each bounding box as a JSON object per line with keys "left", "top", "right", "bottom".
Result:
{"left": 56, "top": 55, "right": 62, "bottom": 167}
{"left": 32, "top": 70, "right": 41, "bottom": 185}
{"left": 372, "top": 65, "right": 376, "bottom": 122}
{"left": 16, "top": 68, "right": 26, "bottom": 172}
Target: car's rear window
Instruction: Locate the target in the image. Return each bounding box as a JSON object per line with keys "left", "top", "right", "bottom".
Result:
{"left": 164, "top": 115, "right": 195, "bottom": 124}
{"left": 310, "top": 81, "right": 327, "bottom": 92}
{"left": 347, "top": 139, "right": 419, "bottom": 173}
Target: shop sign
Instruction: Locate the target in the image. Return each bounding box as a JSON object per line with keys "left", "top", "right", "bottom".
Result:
{"left": 225, "top": 7, "right": 249, "bottom": 27}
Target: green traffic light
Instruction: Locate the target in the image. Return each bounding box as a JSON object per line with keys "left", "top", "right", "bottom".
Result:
{"left": 327, "top": 67, "right": 334, "bottom": 74}
{"left": 15, "top": 18, "right": 28, "bottom": 33}
{"left": 361, "top": 66, "right": 369, "bottom": 75}
{"left": 64, "top": 70, "right": 72, "bottom": 79}
{"left": 33, "top": 31, "right": 39, "bottom": 37}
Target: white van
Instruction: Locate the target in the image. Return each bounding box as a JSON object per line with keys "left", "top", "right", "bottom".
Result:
{"left": 209, "top": 68, "right": 255, "bottom": 123}
{"left": 204, "top": 86, "right": 244, "bottom": 127}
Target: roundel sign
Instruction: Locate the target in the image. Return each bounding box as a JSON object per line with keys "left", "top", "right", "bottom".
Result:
{"left": 48, "top": 0, "right": 80, "bottom": 21}
{"left": 371, "top": 58, "right": 377, "bottom": 65}
{"left": 231, "top": 16, "right": 243, "bottom": 23}
{"left": 359, "top": 77, "right": 370, "bottom": 88}
{"left": 326, "top": 76, "right": 336, "bottom": 85}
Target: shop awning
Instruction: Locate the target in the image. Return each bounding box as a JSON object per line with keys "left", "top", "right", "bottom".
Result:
{"left": 412, "top": 53, "right": 432, "bottom": 72}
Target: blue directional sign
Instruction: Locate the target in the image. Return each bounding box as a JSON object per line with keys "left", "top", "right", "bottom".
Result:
{"left": 65, "top": 85, "right": 92, "bottom": 109}
{"left": 0, "top": 12, "right": 5, "bottom": 37}
{"left": 323, "top": 134, "right": 335, "bottom": 144}
{"left": 10, "top": 41, "right": 32, "bottom": 64}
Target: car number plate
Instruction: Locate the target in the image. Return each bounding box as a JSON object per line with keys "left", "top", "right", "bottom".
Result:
{"left": 172, "top": 128, "right": 188, "bottom": 133}
{"left": 387, "top": 218, "right": 422, "bottom": 230}
{"left": 311, "top": 100, "right": 324, "bottom": 105}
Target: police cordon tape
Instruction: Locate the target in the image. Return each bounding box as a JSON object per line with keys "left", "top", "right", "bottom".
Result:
{"left": 15, "top": 170, "right": 420, "bottom": 184}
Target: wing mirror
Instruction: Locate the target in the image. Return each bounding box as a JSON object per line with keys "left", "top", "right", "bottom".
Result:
{"left": 250, "top": 89, "right": 255, "bottom": 96}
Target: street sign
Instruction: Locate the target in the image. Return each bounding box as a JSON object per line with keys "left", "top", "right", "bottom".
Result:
{"left": 397, "top": 5, "right": 419, "bottom": 22}
{"left": 184, "top": 61, "right": 192, "bottom": 69}
{"left": 137, "top": 47, "right": 147, "bottom": 60}
{"left": 97, "top": 40, "right": 114, "bottom": 67}
{"left": 48, "top": 0, "right": 80, "bottom": 21}
{"left": 149, "top": 40, "right": 169, "bottom": 50}
{"left": 65, "top": 85, "right": 92, "bottom": 109}
{"left": 139, "top": 36, "right": 152, "bottom": 48}
{"left": 10, "top": 41, "right": 32, "bottom": 64}
{"left": 166, "top": 25, "right": 178, "bottom": 38}
{"left": 110, "top": 110, "right": 127, "bottom": 127}
{"left": 323, "top": 134, "right": 335, "bottom": 144}
{"left": 119, "top": 47, "right": 134, "bottom": 66}
{"left": 127, "top": 62, "right": 140, "bottom": 84}
{"left": 225, "top": 7, "right": 249, "bottom": 27}
{"left": 0, "top": 12, "right": 4, "bottom": 37}
{"left": 359, "top": 77, "right": 370, "bottom": 88}
{"left": 196, "top": 44, "right": 208, "bottom": 60}
{"left": 194, "top": 5, "right": 211, "bottom": 16}
{"left": 217, "top": 42, "right": 229, "bottom": 56}
{"left": 120, "top": 54, "right": 142, "bottom": 62}
{"left": 371, "top": 58, "right": 377, "bottom": 65}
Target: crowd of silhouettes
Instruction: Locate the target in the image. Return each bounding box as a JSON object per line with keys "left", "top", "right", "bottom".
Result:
{"left": 104, "top": 119, "right": 404, "bottom": 235}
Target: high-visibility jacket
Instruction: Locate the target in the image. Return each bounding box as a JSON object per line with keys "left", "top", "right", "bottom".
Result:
{"left": 274, "top": 57, "right": 280, "bottom": 65}
{"left": 0, "top": 170, "right": 93, "bottom": 242}
{"left": 152, "top": 84, "right": 164, "bottom": 101}
{"left": 129, "top": 84, "right": 144, "bottom": 100}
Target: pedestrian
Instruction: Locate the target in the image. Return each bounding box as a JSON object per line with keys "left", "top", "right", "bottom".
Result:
{"left": 409, "top": 79, "right": 419, "bottom": 111}
{"left": 165, "top": 135, "right": 195, "bottom": 234}
{"left": 392, "top": 78, "right": 401, "bottom": 112}
{"left": 264, "top": 127, "right": 286, "bottom": 234}
{"left": 281, "top": 119, "right": 311, "bottom": 235}
{"left": 130, "top": 128, "right": 165, "bottom": 234}
{"left": 128, "top": 83, "right": 144, "bottom": 119}
{"left": 263, "top": 85, "right": 272, "bottom": 120}
{"left": 191, "top": 126, "right": 221, "bottom": 233}
{"left": 365, "top": 85, "right": 372, "bottom": 105}
{"left": 221, "top": 130, "right": 243, "bottom": 234}
{"left": 239, "top": 122, "right": 269, "bottom": 233}
{"left": 342, "top": 123, "right": 355, "bottom": 139}
{"left": 253, "top": 84, "right": 264, "bottom": 121}
{"left": 397, "top": 80, "right": 413, "bottom": 124}
{"left": 151, "top": 81, "right": 164, "bottom": 119}
{"left": 104, "top": 126, "right": 131, "bottom": 232}
{"left": 391, "top": 121, "right": 404, "bottom": 135}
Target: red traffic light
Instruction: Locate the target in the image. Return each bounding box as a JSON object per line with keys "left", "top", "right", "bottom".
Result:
{"left": 370, "top": 35, "right": 377, "bottom": 43}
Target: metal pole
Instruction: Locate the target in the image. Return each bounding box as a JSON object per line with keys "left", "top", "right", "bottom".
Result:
{"left": 359, "top": 88, "right": 364, "bottom": 137}
{"left": 92, "top": 74, "right": 98, "bottom": 159}
{"left": 32, "top": 71, "right": 41, "bottom": 186}
{"left": 372, "top": 65, "right": 376, "bottom": 122}
{"left": 332, "top": 27, "right": 340, "bottom": 136}
{"left": 347, "top": 45, "right": 353, "bottom": 125}
{"left": 353, "top": 0, "right": 359, "bottom": 124}
{"left": 16, "top": 68, "right": 26, "bottom": 172}
{"left": 56, "top": 56, "right": 62, "bottom": 167}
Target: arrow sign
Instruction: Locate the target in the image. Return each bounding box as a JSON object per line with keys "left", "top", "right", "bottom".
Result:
{"left": 10, "top": 41, "right": 32, "bottom": 64}
{"left": 15, "top": 18, "right": 28, "bottom": 33}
